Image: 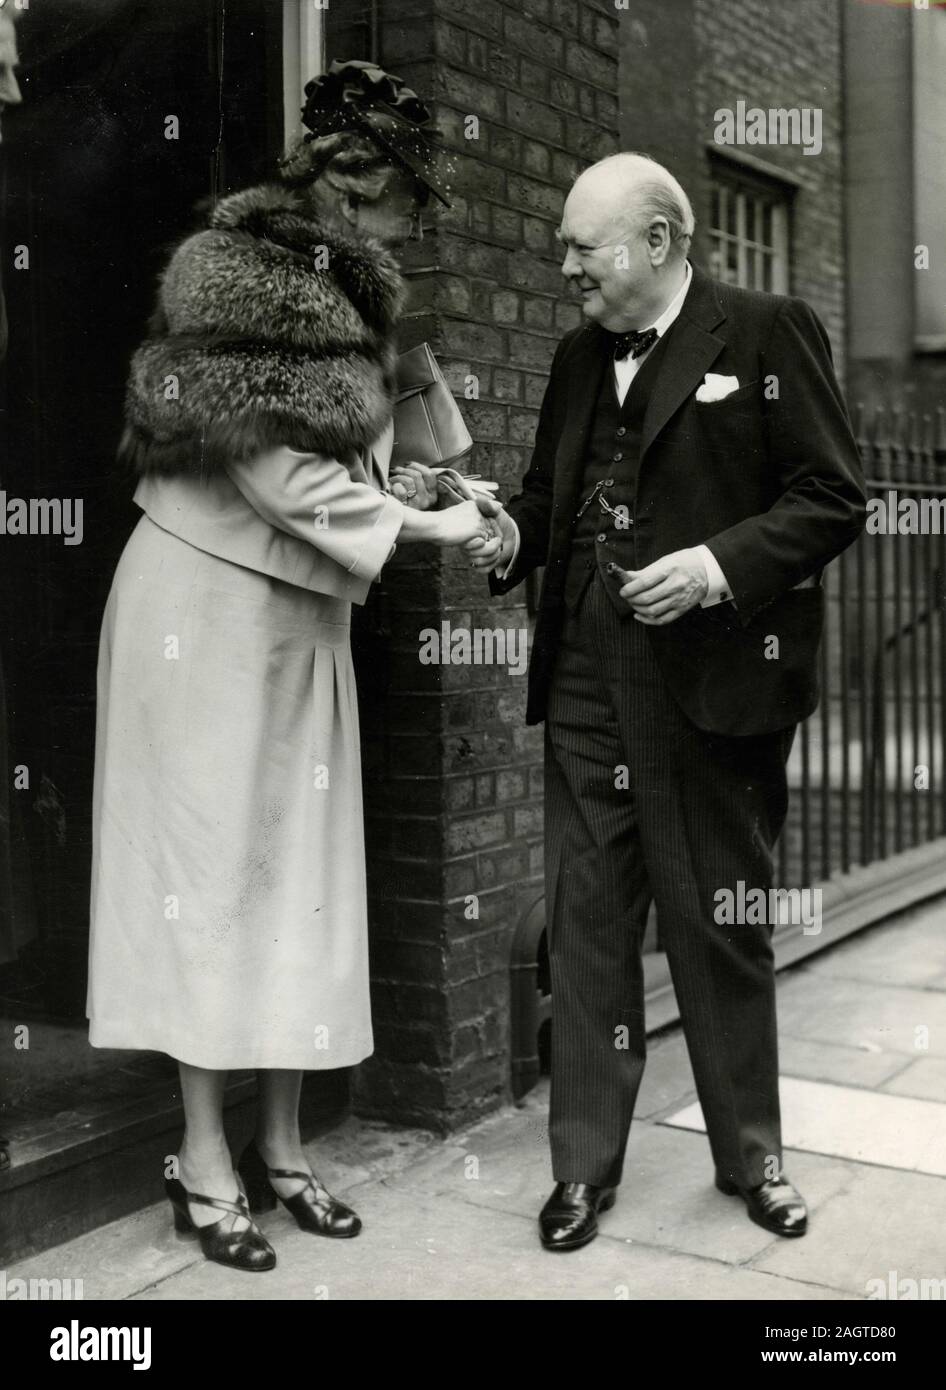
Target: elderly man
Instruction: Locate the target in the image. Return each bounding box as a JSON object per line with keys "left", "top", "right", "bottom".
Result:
{"left": 471, "top": 153, "right": 865, "bottom": 1251}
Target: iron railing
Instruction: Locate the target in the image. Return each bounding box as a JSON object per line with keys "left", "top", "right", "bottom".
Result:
{"left": 778, "top": 404, "right": 946, "bottom": 886}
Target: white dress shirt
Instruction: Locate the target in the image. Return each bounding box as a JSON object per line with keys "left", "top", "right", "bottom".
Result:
{"left": 499, "top": 260, "right": 732, "bottom": 606}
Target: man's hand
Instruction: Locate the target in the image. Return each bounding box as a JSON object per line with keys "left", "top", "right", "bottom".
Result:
{"left": 432, "top": 497, "right": 499, "bottom": 547}
{"left": 465, "top": 500, "right": 517, "bottom": 573}
{"left": 615, "top": 548, "right": 709, "bottom": 625}
{"left": 390, "top": 461, "right": 440, "bottom": 510}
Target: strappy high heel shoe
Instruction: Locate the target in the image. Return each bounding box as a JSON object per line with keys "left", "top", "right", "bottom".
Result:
{"left": 165, "top": 1174, "right": 277, "bottom": 1271}
{"left": 237, "top": 1139, "right": 362, "bottom": 1238}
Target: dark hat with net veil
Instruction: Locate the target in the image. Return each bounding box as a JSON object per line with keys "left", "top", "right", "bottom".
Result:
{"left": 285, "top": 58, "right": 451, "bottom": 208}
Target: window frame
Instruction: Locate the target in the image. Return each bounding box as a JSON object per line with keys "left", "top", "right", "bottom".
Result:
{"left": 706, "top": 151, "right": 795, "bottom": 296}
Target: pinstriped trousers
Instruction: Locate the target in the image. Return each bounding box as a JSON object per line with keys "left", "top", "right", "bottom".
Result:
{"left": 544, "top": 574, "right": 794, "bottom": 1190}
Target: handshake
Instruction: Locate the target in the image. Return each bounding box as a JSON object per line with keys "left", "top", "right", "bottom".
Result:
{"left": 390, "top": 461, "right": 517, "bottom": 574}
{"left": 390, "top": 460, "right": 713, "bottom": 622}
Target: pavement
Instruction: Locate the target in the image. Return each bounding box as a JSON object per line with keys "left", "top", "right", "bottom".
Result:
{"left": 6, "top": 899, "right": 946, "bottom": 1301}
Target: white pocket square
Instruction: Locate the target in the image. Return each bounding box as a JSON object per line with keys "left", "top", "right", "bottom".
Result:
{"left": 695, "top": 373, "right": 740, "bottom": 404}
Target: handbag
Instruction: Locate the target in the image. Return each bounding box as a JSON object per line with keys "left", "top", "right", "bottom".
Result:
{"left": 392, "top": 342, "right": 473, "bottom": 470}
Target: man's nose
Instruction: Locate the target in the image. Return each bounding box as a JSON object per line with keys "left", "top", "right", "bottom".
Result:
{"left": 561, "top": 246, "right": 582, "bottom": 280}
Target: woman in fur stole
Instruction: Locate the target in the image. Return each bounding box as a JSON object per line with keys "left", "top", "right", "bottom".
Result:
{"left": 86, "top": 61, "right": 494, "bottom": 1272}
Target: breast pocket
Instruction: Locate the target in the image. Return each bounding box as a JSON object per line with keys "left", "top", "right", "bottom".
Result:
{"left": 696, "top": 379, "right": 761, "bottom": 409}
{"left": 695, "top": 380, "right": 763, "bottom": 458}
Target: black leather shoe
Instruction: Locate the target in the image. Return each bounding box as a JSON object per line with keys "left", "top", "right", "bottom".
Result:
{"left": 164, "top": 1176, "right": 277, "bottom": 1271}
{"left": 716, "top": 1172, "right": 808, "bottom": 1237}
{"left": 238, "top": 1140, "right": 362, "bottom": 1238}
{"left": 539, "top": 1182, "right": 617, "bottom": 1251}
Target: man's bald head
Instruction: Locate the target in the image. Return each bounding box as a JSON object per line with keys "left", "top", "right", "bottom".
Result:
{"left": 556, "top": 153, "right": 694, "bottom": 331}
{"left": 565, "top": 153, "right": 694, "bottom": 259}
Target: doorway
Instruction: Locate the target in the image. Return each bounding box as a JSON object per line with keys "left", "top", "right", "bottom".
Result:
{"left": 0, "top": 0, "right": 284, "bottom": 1022}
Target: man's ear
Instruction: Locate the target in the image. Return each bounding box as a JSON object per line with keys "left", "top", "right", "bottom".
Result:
{"left": 647, "top": 219, "right": 671, "bottom": 267}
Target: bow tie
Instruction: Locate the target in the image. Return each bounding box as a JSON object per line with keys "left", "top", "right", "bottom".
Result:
{"left": 610, "top": 327, "right": 658, "bottom": 361}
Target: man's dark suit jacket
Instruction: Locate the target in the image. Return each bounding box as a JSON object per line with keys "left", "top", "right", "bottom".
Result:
{"left": 490, "top": 264, "right": 867, "bottom": 737}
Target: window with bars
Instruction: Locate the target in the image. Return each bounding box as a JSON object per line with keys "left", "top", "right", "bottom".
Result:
{"left": 708, "top": 167, "right": 792, "bottom": 294}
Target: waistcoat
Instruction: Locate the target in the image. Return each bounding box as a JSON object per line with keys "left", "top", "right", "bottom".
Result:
{"left": 563, "top": 326, "right": 677, "bottom": 614}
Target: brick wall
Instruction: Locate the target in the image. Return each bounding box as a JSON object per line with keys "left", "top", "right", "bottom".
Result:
{"left": 327, "top": 0, "right": 619, "bottom": 1130}
{"left": 334, "top": 0, "right": 849, "bottom": 1131}
{"left": 620, "top": 0, "right": 847, "bottom": 376}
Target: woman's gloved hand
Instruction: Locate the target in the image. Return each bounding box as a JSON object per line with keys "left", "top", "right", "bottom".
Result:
{"left": 389, "top": 461, "right": 440, "bottom": 509}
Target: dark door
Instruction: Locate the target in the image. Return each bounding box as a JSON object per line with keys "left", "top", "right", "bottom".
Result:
{"left": 0, "top": 0, "right": 283, "bottom": 1018}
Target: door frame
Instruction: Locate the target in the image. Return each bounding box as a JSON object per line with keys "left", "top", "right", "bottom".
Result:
{"left": 282, "top": 0, "right": 326, "bottom": 152}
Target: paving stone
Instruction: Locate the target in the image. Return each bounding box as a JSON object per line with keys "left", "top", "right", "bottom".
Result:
{"left": 600, "top": 1127, "right": 855, "bottom": 1266}
{"left": 299, "top": 1115, "right": 439, "bottom": 1189}
{"left": 803, "top": 906, "right": 946, "bottom": 990}
{"left": 665, "top": 1077, "right": 946, "bottom": 1177}
{"left": 880, "top": 1056, "right": 946, "bottom": 1103}
{"left": 752, "top": 1166, "right": 946, "bottom": 1297}
{"left": 778, "top": 1035, "right": 910, "bottom": 1090}
{"left": 365, "top": 1101, "right": 549, "bottom": 1207}
{"left": 3, "top": 1203, "right": 204, "bottom": 1301}
{"left": 376, "top": 1106, "right": 855, "bottom": 1269}
{"left": 776, "top": 971, "right": 946, "bottom": 1058}
{"left": 634, "top": 1033, "right": 698, "bottom": 1119}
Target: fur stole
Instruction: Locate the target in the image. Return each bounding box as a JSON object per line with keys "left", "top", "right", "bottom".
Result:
{"left": 120, "top": 184, "right": 406, "bottom": 476}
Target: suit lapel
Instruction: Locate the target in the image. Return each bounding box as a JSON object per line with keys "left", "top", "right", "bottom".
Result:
{"left": 640, "top": 265, "right": 728, "bottom": 458}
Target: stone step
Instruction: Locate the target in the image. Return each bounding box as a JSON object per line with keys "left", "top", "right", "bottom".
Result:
{"left": 0, "top": 1032, "right": 348, "bottom": 1264}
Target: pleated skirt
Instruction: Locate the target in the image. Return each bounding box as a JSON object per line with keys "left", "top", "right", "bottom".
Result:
{"left": 87, "top": 516, "right": 373, "bottom": 1070}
